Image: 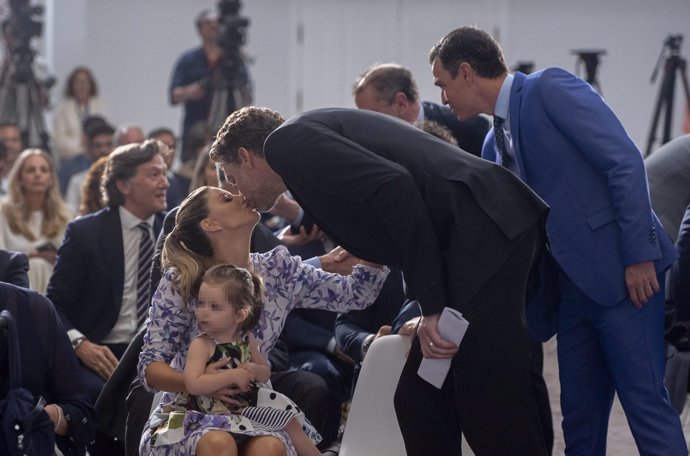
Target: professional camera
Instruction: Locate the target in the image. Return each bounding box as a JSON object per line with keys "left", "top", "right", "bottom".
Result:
{"left": 6, "top": 0, "right": 45, "bottom": 83}
{"left": 664, "top": 34, "right": 683, "bottom": 55}
{"left": 215, "top": 0, "right": 250, "bottom": 90}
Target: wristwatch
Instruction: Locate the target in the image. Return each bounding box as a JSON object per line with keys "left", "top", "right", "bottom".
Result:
{"left": 72, "top": 336, "right": 86, "bottom": 351}
{"left": 361, "top": 334, "right": 375, "bottom": 358}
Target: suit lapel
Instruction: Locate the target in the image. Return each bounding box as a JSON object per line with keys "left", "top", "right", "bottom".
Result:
{"left": 510, "top": 72, "right": 527, "bottom": 178}
{"left": 100, "top": 207, "right": 125, "bottom": 310}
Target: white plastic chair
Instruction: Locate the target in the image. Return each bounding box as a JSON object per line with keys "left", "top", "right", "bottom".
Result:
{"left": 339, "top": 334, "right": 411, "bottom": 456}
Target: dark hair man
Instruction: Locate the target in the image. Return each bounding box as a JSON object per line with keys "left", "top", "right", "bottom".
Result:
{"left": 47, "top": 140, "right": 169, "bottom": 454}
{"left": 428, "top": 26, "right": 685, "bottom": 456}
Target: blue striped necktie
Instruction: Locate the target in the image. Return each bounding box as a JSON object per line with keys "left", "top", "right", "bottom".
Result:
{"left": 136, "top": 222, "right": 154, "bottom": 328}
{"left": 493, "top": 116, "right": 518, "bottom": 174}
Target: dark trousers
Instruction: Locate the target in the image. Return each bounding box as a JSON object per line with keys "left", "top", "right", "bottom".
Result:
{"left": 394, "top": 227, "right": 548, "bottom": 456}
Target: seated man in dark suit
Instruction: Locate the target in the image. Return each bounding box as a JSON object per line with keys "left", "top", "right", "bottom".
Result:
{"left": 353, "top": 62, "right": 490, "bottom": 156}
{"left": 0, "top": 248, "right": 29, "bottom": 287}
{"left": 47, "top": 139, "right": 170, "bottom": 455}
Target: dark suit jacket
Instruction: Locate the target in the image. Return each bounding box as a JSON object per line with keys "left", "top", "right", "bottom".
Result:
{"left": 423, "top": 101, "right": 490, "bottom": 157}
{"left": 669, "top": 203, "right": 690, "bottom": 320}
{"left": 264, "top": 108, "right": 548, "bottom": 316}
{"left": 0, "top": 249, "right": 29, "bottom": 288}
{"left": 47, "top": 206, "right": 164, "bottom": 343}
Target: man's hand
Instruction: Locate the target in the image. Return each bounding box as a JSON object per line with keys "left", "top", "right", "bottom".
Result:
{"left": 333, "top": 345, "right": 355, "bottom": 365}
{"left": 319, "top": 246, "right": 358, "bottom": 275}
{"left": 417, "top": 314, "right": 459, "bottom": 359}
{"left": 75, "top": 340, "right": 119, "bottom": 380}
{"left": 375, "top": 325, "right": 392, "bottom": 339}
{"left": 277, "top": 224, "right": 324, "bottom": 247}
{"left": 397, "top": 317, "right": 421, "bottom": 337}
{"left": 625, "top": 261, "right": 659, "bottom": 308}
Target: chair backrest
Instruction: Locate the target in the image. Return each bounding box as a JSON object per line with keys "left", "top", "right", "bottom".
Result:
{"left": 339, "top": 334, "right": 411, "bottom": 456}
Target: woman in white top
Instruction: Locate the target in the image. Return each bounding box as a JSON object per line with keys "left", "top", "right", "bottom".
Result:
{"left": 53, "top": 67, "right": 105, "bottom": 161}
{"left": 0, "top": 149, "right": 72, "bottom": 293}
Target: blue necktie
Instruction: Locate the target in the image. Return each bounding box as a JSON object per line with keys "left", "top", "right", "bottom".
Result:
{"left": 136, "top": 222, "right": 154, "bottom": 328}
{"left": 493, "top": 116, "right": 518, "bottom": 174}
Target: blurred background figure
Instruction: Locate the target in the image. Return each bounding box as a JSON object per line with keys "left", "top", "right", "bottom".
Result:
{"left": 53, "top": 66, "right": 105, "bottom": 162}
{"left": 0, "top": 148, "right": 71, "bottom": 293}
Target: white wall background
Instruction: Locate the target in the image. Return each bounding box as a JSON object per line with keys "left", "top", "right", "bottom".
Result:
{"left": 33, "top": 0, "right": 690, "bottom": 151}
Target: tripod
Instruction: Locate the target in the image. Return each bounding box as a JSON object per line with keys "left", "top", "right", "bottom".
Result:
{"left": 0, "top": 51, "right": 50, "bottom": 151}
{"left": 572, "top": 49, "right": 607, "bottom": 94}
{"left": 645, "top": 34, "right": 690, "bottom": 157}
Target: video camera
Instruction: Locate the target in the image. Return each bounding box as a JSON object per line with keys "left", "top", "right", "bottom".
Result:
{"left": 6, "top": 0, "right": 42, "bottom": 80}
{"left": 214, "top": 0, "right": 250, "bottom": 90}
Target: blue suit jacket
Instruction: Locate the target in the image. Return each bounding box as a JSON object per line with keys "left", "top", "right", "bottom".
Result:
{"left": 483, "top": 68, "right": 677, "bottom": 307}
{"left": 47, "top": 206, "right": 164, "bottom": 343}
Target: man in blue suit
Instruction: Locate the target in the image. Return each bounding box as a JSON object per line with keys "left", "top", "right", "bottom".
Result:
{"left": 47, "top": 139, "right": 169, "bottom": 455}
{"left": 428, "top": 26, "right": 685, "bottom": 455}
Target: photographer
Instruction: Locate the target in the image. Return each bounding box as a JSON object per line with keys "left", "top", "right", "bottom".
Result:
{"left": 169, "top": 8, "right": 252, "bottom": 164}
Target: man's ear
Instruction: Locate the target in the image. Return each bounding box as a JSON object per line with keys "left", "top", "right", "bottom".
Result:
{"left": 115, "top": 179, "right": 130, "bottom": 197}
{"left": 200, "top": 218, "right": 221, "bottom": 232}
{"left": 459, "top": 62, "right": 473, "bottom": 83}
{"left": 237, "top": 147, "right": 253, "bottom": 168}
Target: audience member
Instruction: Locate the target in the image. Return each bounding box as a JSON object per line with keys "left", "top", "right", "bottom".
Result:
{"left": 669, "top": 203, "right": 690, "bottom": 325}
{"left": 47, "top": 139, "right": 169, "bottom": 455}
{"left": 413, "top": 119, "right": 458, "bottom": 146}
{"left": 428, "top": 26, "right": 685, "bottom": 455}
{"left": 190, "top": 144, "right": 217, "bottom": 191}
{"left": 353, "top": 62, "right": 489, "bottom": 156}
{"left": 0, "top": 140, "right": 7, "bottom": 195}
{"left": 58, "top": 114, "right": 111, "bottom": 195}
{"left": 169, "top": 9, "right": 252, "bottom": 163}
{"left": 149, "top": 127, "right": 188, "bottom": 208}
{"left": 0, "top": 248, "right": 29, "bottom": 287}
{"left": 645, "top": 134, "right": 690, "bottom": 242}
{"left": 115, "top": 124, "right": 146, "bottom": 146}
{"left": 166, "top": 264, "right": 322, "bottom": 456}
{"left": 78, "top": 155, "right": 109, "bottom": 216}
{"left": 64, "top": 122, "right": 115, "bottom": 212}
{"left": 0, "top": 122, "right": 23, "bottom": 191}
{"left": 176, "top": 121, "right": 213, "bottom": 194}
{"left": 0, "top": 282, "right": 97, "bottom": 454}
{"left": 210, "top": 106, "right": 550, "bottom": 456}
{"left": 137, "top": 185, "right": 388, "bottom": 456}
{"left": 0, "top": 149, "right": 71, "bottom": 294}
{"left": 53, "top": 66, "right": 105, "bottom": 161}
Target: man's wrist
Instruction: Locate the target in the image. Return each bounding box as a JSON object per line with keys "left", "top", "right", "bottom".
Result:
{"left": 71, "top": 336, "right": 86, "bottom": 351}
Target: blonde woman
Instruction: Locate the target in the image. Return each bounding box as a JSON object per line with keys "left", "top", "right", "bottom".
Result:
{"left": 0, "top": 149, "right": 72, "bottom": 293}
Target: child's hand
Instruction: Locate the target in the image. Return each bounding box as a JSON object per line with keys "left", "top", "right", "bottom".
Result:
{"left": 205, "top": 357, "right": 231, "bottom": 375}
{"left": 231, "top": 367, "right": 255, "bottom": 391}
{"left": 240, "top": 361, "right": 261, "bottom": 377}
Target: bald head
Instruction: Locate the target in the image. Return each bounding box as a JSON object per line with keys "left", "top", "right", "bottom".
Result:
{"left": 352, "top": 63, "right": 420, "bottom": 123}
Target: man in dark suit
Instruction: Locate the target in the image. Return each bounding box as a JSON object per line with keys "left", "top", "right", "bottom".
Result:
{"left": 353, "top": 62, "right": 490, "bottom": 156}
{"left": 429, "top": 26, "right": 686, "bottom": 455}
{"left": 645, "top": 134, "right": 690, "bottom": 242}
{"left": 209, "top": 106, "right": 550, "bottom": 456}
{"left": 0, "top": 249, "right": 29, "bottom": 287}
{"left": 47, "top": 139, "right": 169, "bottom": 455}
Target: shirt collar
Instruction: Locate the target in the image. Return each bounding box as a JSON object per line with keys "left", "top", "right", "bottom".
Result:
{"left": 119, "top": 205, "right": 155, "bottom": 230}
{"left": 494, "top": 73, "right": 514, "bottom": 122}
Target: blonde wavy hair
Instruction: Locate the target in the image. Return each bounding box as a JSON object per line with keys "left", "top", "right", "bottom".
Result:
{"left": 162, "top": 186, "right": 216, "bottom": 303}
{"left": 1, "top": 149, "right": 71, "bottom": 241}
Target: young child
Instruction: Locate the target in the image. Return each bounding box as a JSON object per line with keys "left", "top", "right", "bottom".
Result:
{"left": 151, "top": 264, "right": 321, "bottom": 455}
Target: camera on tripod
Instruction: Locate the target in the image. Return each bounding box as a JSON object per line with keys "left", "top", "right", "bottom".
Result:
{"left": 0, "top": 0, "right": 52, "bottom": 150}
{"left": 207, "top": 0, "right": 253, "bottom": 130}
{"left": 214, "top": 0, "right": 250, "bottom": 90}
{"left": 665, "top": 34, "right": 683, "bottom": 54}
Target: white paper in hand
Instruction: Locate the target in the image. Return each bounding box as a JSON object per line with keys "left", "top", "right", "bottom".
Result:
{"left": 417, "top": 307, "right": 469, "bottom": 389}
